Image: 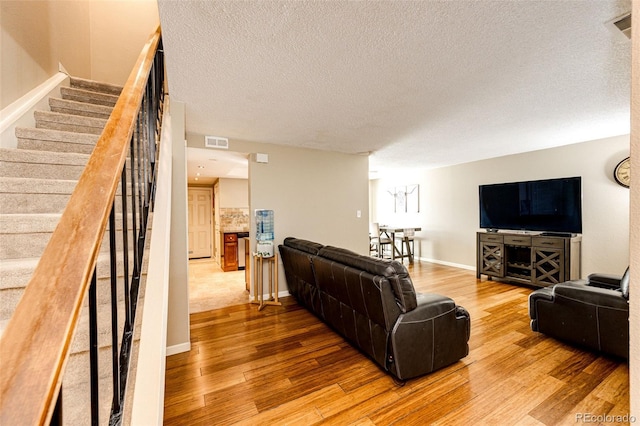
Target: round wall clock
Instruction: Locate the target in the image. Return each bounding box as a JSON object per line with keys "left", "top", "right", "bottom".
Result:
{"left": 613, "top": 156, "right": 630, "bottom": 188}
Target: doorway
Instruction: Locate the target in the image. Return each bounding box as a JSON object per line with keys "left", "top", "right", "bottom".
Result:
{"left": 186, "top": 148, "right": 250, "bottom": 313}
{"left": 187, "top": 187, "right": 212, "bottom": 259}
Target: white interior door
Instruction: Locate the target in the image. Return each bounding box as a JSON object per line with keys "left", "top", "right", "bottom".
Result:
{"left": 188, "top": 188, "right": 212, "bottom": 259}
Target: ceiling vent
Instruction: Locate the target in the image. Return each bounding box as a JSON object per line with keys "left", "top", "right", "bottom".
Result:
{"left": 608, "top": 13, "right": 631, "bottom": 40}
{"left": 205, "top": 136, "right": 229, "bottom": 149}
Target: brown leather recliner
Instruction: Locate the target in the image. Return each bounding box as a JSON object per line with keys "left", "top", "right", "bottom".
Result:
{"left": 279, "top": 237, "right": 470, "bottom": 382}
{"left": 529, "top": 267, "right": 630, "bottom": 359}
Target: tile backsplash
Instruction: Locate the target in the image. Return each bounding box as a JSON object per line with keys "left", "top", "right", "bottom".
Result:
{"left": 220, "top": 207, "right": 249, "bottom": 231}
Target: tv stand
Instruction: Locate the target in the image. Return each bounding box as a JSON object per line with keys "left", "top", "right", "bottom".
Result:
{"left": 476, "top": 231, "right": 581, "bottom": 287}
{"left": 539, "top": 232, "right": 574, "bottom": 238}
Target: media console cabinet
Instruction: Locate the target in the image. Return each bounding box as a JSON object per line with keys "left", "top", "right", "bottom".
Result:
{"left": 476, "top": 231, "right": 581, "bottom": 287}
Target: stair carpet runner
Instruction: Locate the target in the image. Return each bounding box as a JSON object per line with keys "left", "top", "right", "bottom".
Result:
{"left": 0, "top": 77, "right": 149, "bottom": 424}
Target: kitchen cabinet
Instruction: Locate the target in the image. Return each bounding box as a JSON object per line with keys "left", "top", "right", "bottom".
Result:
{"left": 244, "top": 238, "right": 250, "bottom": 291}
{"left": 222, "top": 233, "right": 238, "bottom": 272}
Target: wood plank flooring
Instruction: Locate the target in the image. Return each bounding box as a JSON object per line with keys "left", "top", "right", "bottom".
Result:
{"left": 163, "top": 262, "right": 629, "bottom": 425}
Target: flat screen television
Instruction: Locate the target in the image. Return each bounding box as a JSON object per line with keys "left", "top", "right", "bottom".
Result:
{"left": 479, "top": 177, "right": 582, "bottom": 234}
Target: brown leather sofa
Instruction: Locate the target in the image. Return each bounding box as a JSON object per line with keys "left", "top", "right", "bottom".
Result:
{"left": 278, "top": 237, "right": 470, "bottom": 382}
{"left": 529, "top": 267, "right": 629, "bottom": 359}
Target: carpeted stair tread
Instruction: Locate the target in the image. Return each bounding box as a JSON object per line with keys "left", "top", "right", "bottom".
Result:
{"left": 0, "top": 225, "right": 144, "bottom": 260}
{"left": 49, "top": 97, "right": 113, "bottom": 120}
{"left": 0, "top": 212, "right": 133, "bottom": 234}
{"left": 0, "top": 257, "right": 40, "bottom": 290}
{"left": 0, "top": 177, "right": 78, "bottom": 214}
{"left": 16, "top": 127, "right": 99, "bottom": 144}
{"left": 34, "top": 110, "right": 108, "bottom": 135}
{"left": 0, "top": 148, "right": 89, "bottom": 165}
{"left": 0, "top": 249, "right": 149, "bottom": 292}
{"left": 15, "top": 127, "right": 99, "bottom": 154}
{"left": 0, "top": 176, "right": 78, "bottom": 194}
{"left": 70, "top": 77, "right": 123, "bottom": 96}
{"left": 0, "top": 148, "right": 90, "bottom": 180}
{"left": 0, "top": 213, "right": 61, "bottom": 234}
{"left": 61, "top": 86, "right": 118, "bottom": 108}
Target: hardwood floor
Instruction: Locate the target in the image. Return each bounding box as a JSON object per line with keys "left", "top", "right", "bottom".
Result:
{"left": 164, "top": 262, "right": 629, "bottom": 425}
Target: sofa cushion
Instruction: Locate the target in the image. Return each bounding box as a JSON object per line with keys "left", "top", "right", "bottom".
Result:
{"left": 318, "top": 246, "right": 417, "bottom": 312}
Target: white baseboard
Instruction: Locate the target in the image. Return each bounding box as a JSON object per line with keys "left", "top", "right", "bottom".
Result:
{"left": 278, "top": 290, "right": 290, "bottom": 299}
{"left": 254, "top": 290, "right": 290, "bottom": 301}
{"left": 166, "top": 341, "right": 191, "bottom": 356}
{"left": 0, "top": 72, "right": 69, "bottom": 148}
{"left": 419, "top": 257, "right": 475, "bottom": 271}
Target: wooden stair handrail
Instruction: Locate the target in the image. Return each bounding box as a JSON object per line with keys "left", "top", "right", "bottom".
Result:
{"left": 0, "top": 27, "right": 162, "bottom": 425}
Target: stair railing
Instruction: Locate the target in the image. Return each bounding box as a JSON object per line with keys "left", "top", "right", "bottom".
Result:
{"left": 0, "top": 27, "right": 164, "bottom": 425}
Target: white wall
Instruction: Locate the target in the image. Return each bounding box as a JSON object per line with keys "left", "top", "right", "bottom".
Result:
{"left": 372, "top": 134, "right": 630, "bottom": 276}
{"left": 167, "top": 101, "right": 190, "bottom": 354}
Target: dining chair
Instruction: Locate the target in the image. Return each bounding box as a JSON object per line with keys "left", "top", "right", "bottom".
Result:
{"left": 396, "top": 228, "right": 415, "bottom": 262}
{"left": 369, "top": 222, "right": 392, "bottom": 258}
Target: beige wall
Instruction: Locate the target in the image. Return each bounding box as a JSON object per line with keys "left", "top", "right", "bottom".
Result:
{"left": 371, "top": 134, "right": 631, "bottom": 276}
{"left": 88, "top": 0, "right": 159, "bottom": 86}
{"left": 0, "top": 0, "right": 158, "bottom": 109}
{"left": 246, "top": 146, "right": 370, "bottom": 254}
{"left": 218, "top": 178, "right": 248, "bottom": 208}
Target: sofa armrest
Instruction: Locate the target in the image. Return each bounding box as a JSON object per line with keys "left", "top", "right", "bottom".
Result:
{"left": 530, "top": 282, "right": 628, "bottom": 316}
{"left": 390, "top": 293, "right": 469, "bottom": 380}
{"left": 552, "top": 283, "right": 629, "bottom": 311}
{"left": 402, "top": 293, "right": 456, "bottom": 321}
{"left": 529, "top": 285, "right": 554, "bottom": 314}
{"left": 587, "top": 273, "right": 622, "bottom": 290}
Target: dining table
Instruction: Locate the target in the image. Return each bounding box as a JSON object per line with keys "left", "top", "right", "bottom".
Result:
{"left": 378, "top": 226, "right": 421, "bottom": 263}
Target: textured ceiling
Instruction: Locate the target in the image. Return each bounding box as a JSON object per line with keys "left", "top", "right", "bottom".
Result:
{"left": 158, "top": 0, "right": 631, "bottom": 176}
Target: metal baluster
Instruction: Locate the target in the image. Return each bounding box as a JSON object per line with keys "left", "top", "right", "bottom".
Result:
{"left": 89, "top": 270, "right": 99, "bottom": 426}
{"left": 135, "top": 115, "right": 144, "bottom": 246}
{"left": 148, "top": 65, "right": 158, "bottom": 210}
{"left": 148, "top": 68, "right": 157, "bottom": 170}
{"left": 51, "top": 384, "right": 63, "bottom": 425}
{"left": 121, "top": 167, "right": 131, "bottom": 329}
{"left": 108, "top": 205, "right": 121, "bottom": 415}
{"left": 141, "top": 94, "right": 150, "bottom": 231}
{"left": 129, "top": 134, "right": 139, "bottom": 284}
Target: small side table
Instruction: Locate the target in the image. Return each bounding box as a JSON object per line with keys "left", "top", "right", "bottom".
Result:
{"left": 251, "top": 253, "right": 281, "bottom": 311}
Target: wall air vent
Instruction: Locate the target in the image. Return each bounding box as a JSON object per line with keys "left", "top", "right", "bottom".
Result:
{"left": 608, "top": 12, "right": 631, "bottom": 40}
{"left": 205, "top": 136, "right": 229, "bottom": 149}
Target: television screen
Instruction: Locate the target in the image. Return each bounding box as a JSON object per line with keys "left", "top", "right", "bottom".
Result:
{"left": 479, "top": 177, "right": 582, "bottom": 234}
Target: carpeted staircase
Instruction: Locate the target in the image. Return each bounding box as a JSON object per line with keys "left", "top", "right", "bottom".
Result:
{"left": 0, "top": 76, "right": 149, "bottom": 424}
